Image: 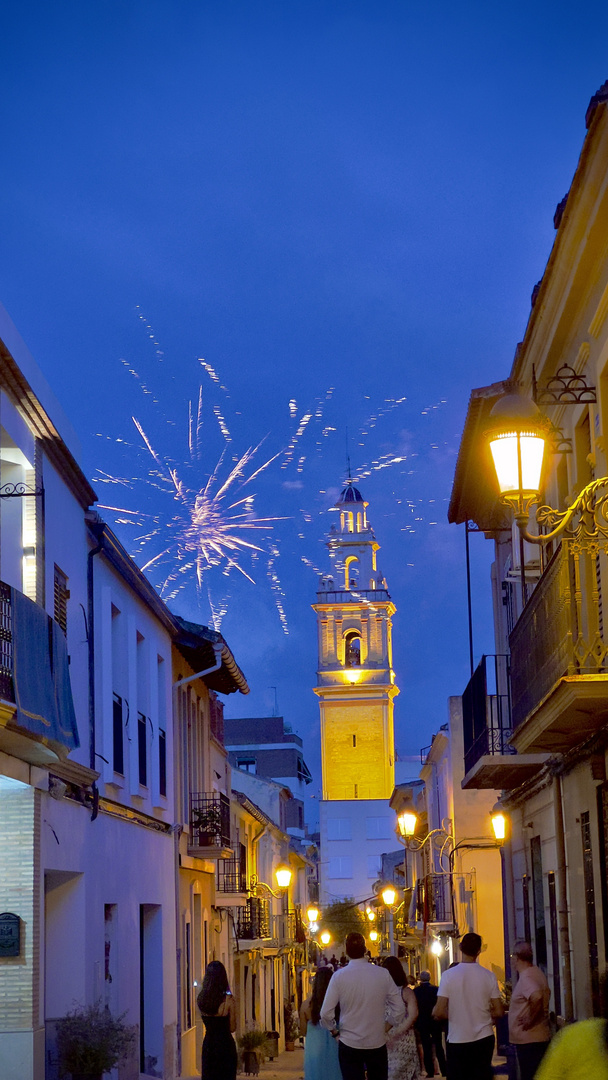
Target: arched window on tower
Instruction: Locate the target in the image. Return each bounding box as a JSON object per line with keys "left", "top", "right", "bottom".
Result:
{"left": 356, "top": 511, "right": 362, "bottom": 531}
{"left": 347, "top": 512, "right": 354, "bottom": 533}
{"left": 344, "top": 631, "right": 361, "bottom": 667}
{"left": 344, "top": 555, "right": 359, "bottom": 590}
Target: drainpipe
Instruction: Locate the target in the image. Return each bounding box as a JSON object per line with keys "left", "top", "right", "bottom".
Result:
{"left": 87, "top": 537, "right": 103, "bottom": 821}
{"left": 172, "top": 643, "right": 223, "bottom": 1078}
{"left": 554, "top": 773, "right": 573, "bottom": 1020}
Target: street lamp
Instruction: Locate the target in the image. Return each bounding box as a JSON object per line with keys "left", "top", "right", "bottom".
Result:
{"left": 366, "top": 907, "right": 376, "bottom": 921}
{"left": 369, "top": 929, "right": 379, "bottom": 943}
{"left": 397, "top": 805, "right": 417, "bottom": 839}
{"left": 320, "top": 930, "right": 331, "bottom": 947}
{"left": 430, "top": 939, "right": 443, "bottom": 957}
{"left": 381, "top": 884, "right": 397, "bottom": 907}
{"left": 486, "top": 391, "right": 608, "bottom": 545}
{"left": 490, "top": 804, "right": 507, "bottom": 843}
{"left": 275, "top": 864, "right": 292, "bottom": 889}
{"left": 381, "top": 884, "right": 397, "bottom": 954}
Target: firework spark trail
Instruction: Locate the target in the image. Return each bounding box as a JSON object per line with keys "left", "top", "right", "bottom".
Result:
{"left": 109, "top": 416, "right": 290, "bottom": 604}
{"left": 281, "top": 386, "right": 335, "bottom": 469}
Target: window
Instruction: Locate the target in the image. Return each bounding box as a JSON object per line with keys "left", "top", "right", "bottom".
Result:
{"left": 112, "top": 693, "right": 124, "bottom": 774}
{"left": 237, "top": 758, "right": 256, "bottom": 774}
{"left": 365, "top": 816, "right": 392, "bottom": 840}
{"left": 138, "top": 712, "right": 147, "bottom": 786}
{"left": 328, "top": 857, "right": 353, "bottom": 879}
{"left": 327, "top": 818, "right": 351, "bottom": 841}
{"left": 159, "top": 728, "right": 166, "bottom": 798}
{"left": 344, "top": 631, "right": 361, "bottom": 667}
{"left": 367, "top": 855, "right": 382, "bottom": 878}
{"left": 53, "top": 564, "right": 69, "bottom": 635}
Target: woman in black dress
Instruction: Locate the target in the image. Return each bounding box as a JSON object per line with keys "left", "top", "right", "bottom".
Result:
{"left": 197, "top": 960, "right": 237, "bottom": 1080}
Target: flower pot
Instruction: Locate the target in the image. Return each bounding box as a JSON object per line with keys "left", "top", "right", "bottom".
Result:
{"left": 242, "top": 1049, "right": 261, "bottom": 1075}
{"left": 285, "top": 1040, "right": 295, "bottom": 1051}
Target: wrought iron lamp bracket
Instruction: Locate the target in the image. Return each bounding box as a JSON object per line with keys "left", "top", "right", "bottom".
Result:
{"left": 249, "top": 874, "right": 281, "bottom": 899}
{"left": 0, "top": 482, "right": 44, "bottom": 499}
{"left": 533, "top": 363, "right": 597, "bottom": 407}
{"left": 509, "top": 476, "right": 608, "bottom": 546}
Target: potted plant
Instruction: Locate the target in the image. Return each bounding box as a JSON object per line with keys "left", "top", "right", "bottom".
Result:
{"left": 237, "top": 1027, "right": 270, "bottom": 1076}
{"left": 284, "top": 999, "right": 299, "bottom": 1051}
{"left": 56, "top": 1000, "right": 136, "bottom": 1080}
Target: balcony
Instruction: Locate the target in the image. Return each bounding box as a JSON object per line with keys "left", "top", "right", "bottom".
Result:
{"left": 234, "top": 897, "right": 271, "bottom": 943}
{"left": 510, "top": 540, "right": 608, "bottom": 753}
{"left": 0, "top": 580, "right": 80, "bottom": 766}
{"left": 216, "top": 856, "right": 247, "bottom": 896}
{"left": 416, "top": 874, "right": 452, "bottom": 928}
{"left": 188, "top": 792, "right": 232, "bottom": 859}
{"left": 461, "top": 655, "right": 548, "bottom": 790}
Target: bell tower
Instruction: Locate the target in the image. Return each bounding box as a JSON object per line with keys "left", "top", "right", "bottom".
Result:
{"left": 314, "top": 482, "right": 399, "bottom": 903}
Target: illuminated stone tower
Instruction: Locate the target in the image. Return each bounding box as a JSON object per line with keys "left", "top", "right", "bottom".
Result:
{"left": 314, "top": 481, "right": 399, "bottom": 904}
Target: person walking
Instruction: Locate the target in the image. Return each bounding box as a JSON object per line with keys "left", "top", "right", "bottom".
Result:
{"left": 432, "top": 932, "right": 504, "bottom": 1080}
{"left": 320, "top": 931, "right": 405, "bottom": 1080}
{"left": 197, "top": 960, "right": 237, "bottom": 1080}
{"left": 414, "top": 970, "right": 447, "bottom": 1078}
{"left": 508, "top": 941, "right": 551, "bottom": 1080}
{"left": 382, "top": 956, "right": 421, "bottom": 1080}
{"left": 300, "top": 967, "right": 343, "bottom": 1080}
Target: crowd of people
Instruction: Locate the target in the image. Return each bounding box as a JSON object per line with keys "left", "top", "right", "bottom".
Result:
{"left": 195, "top": 931, "right": 608, "bottom": 1080}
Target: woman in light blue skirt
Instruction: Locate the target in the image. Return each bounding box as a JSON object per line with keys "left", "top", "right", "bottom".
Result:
{"left": 300, "top": 967, "right": 342, "bottom": 1080}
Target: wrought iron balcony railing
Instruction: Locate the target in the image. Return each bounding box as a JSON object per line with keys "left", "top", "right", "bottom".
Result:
{"left": 462, "top": 655, "right": 515, "bottom": 775}
{"left": 234, "top": 897, "right": 271, "bottom": 940}
{"left": 190, "top": 792, "right": 231, "bottom": 849}
{"left": 510, "top": 539, "right": 608, "bottom": 729}
{"left": 216, "top": 857, "right": 246, "bottom": 893}
{"left": 416, "top": 874, "right": 452, "bottom": 925}
{"left": 0, "top": 581, "right": 14, "bottom": 703}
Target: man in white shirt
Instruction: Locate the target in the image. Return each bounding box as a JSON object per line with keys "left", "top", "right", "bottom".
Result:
{"left": 320, "top": 932, "right": 405, "bottom": 1080}
{"left": 433, "top": 932, "right": 504, "bottom": 1080}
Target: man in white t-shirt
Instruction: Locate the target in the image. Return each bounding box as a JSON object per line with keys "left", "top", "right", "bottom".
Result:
{"left": 433, "top": 932, "right": 504, "bottom": 1080}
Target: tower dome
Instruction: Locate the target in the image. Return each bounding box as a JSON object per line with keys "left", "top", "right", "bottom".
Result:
{"left": 333, "top": 479, "right": 369, "bottom": 534}
{"left": 335, "top": 482, "right": 366, "bottom": 507}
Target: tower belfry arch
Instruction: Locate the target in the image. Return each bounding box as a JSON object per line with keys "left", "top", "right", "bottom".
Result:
{"left": 313, "top": 481, "right": 399, "bottom": 904}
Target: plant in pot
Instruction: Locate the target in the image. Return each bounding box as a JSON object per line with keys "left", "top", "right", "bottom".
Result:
{"left": 284, "top": 999, "right": 299, "bottom": 1051}
{"left": 237, "top": 1027, "right": 271, "bottom": 1076}
{"left": 56, "top": 1000, "right": 137, "bottom": 1080}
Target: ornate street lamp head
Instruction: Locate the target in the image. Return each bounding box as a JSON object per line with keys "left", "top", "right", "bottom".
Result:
{"left": 487, "top": 392, "right": 547, "bottom": 507}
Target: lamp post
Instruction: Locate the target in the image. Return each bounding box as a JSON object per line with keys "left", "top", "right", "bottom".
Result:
{"left": 381, "top": 884, "right": 397, "bottom": 955}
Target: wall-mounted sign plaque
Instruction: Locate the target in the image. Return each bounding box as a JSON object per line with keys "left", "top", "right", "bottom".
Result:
{"left": 0, "top": 913, "right": 21, "bottom": 957}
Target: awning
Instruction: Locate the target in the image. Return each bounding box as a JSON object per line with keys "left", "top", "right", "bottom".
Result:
{"left": 11, "top": 586, "right": 79, "bottom": 750}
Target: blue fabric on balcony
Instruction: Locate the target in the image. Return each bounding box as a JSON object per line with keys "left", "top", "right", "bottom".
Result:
{"left": 11, "top": 586, "right": 79, "bottom": 750}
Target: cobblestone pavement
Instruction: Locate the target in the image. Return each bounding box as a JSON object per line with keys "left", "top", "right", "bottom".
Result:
{"left": 185, "top": 1044, "right": 510, "bottom": 1079}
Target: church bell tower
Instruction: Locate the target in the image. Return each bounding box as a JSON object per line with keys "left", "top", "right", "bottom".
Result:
{"left": 314, "top": 482, "right": 399, "bottom": 903}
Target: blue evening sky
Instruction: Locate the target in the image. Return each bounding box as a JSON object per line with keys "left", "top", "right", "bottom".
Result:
{"left": 1, "top": 2, "right": 607, "bottom": 821}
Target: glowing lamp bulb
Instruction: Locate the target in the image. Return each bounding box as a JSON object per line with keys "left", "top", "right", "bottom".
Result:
{"left": 397, "top": 810, "right": 417, "bottom": 838}
{"left": 366, "top": 909, "right": 376, "bottom": 922}
{"left": 320, "top": 930, "right": 331, "bottom": 946}
{"left": 430, "top": 940, "right": 443, "bottom": 956}
{"left": 381, "top": 885, "right": 396, "bottom": 907}
{"left": 307, "top": 906, "right": 320, "bottom": 924}
{"left": 275, "top": 864, "right": 292, "bottom": 889}
{"left": 369, "top": 930, "right": 378, "bottom": 942}
{"left": 491, "top": 809, "right": 507, "bottom": 842}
